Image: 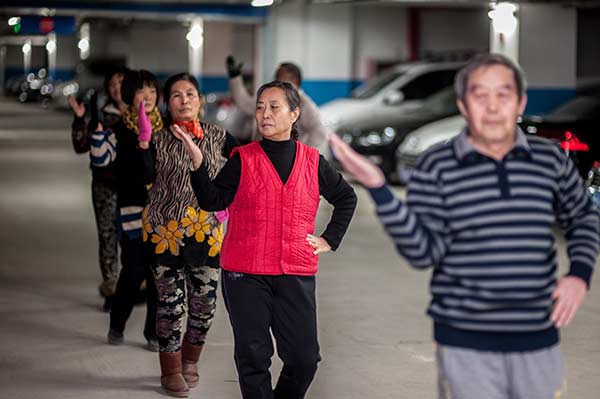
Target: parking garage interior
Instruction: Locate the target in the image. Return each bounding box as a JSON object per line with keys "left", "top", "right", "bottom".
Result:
{"left": 1, "top": 1, "right": 600, "bottom": 398}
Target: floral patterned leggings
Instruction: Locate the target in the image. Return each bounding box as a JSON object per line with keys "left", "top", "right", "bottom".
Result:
{"left": 91, "top": 178, "right": 119, "bottom": 295}
{"left": 150, "top": 249, "right": 220, "bottom": 352}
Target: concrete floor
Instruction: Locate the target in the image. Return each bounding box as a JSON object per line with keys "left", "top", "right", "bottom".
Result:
{"left": 0, "top": 97, "right": 599, "bottom": 399}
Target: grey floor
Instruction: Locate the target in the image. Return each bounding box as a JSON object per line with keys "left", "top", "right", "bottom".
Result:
{"left": 1, "top": 98, "right": 599, "bottom": 399}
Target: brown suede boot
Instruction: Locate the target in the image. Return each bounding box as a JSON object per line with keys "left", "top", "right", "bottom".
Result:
{"left": 181, "top": 338, "right": 204, "bottom": 388}
{"left": 159, "top": 351, "right": 190, "bottom": 397}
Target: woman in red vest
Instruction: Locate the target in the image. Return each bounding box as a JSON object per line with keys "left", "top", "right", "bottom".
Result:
{"left": 175, "top": 80, "right": 357, "bottom": 399}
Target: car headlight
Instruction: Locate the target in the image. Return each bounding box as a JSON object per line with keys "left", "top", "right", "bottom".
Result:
{"left": 341, "top": 133, "right": 353, "bottom": 144}
{"left": 356, "top": 127, "right": 397, "bottom": 147}
{"left": 381, "top": 127, "right": 396, "bottom": 144}
{"left": 398, "top": 135, "right": 421, "bottom": 155}
{"left": 322, "top": 115, "right": 340, "bottom": 130}
{"left": 40, "top": 83, "right": 53, "bottom": 95}
{"left": 62, "top": 83, "right": 79, "bottom": 96}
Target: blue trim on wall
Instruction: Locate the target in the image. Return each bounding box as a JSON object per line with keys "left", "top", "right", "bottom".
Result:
{"left": 2, "top": 1, "right": 268, "bottom": 18}
{"left": 302, "top": 79, "right": 363, "bottom": 106}
{"left": 153, "top": 74, "right": 228, "bottom": 94}
{"left": 51, "top": 68, "right": 77, "bottom": 81}
{"left": 5, "top": 67, "right": 76, "bottom": 82}
{"left": 198, "top": 76, "right": 229, "bottom": 94}
{"left": 524, "top": 88, "right": 576, "bottom": 115}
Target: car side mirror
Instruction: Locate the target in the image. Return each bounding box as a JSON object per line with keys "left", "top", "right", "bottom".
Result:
{"left": 383, "top": 91, "right": 404, "bottom": 106}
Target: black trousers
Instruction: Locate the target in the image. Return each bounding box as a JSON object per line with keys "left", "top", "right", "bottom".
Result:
{"left": 222, "top": 270, "right": 321, "bottom": 399}
{"left": 110, "top": 235, "right": 157, "bottom": 340}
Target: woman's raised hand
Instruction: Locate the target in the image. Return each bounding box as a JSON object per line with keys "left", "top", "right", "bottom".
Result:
{"left": 138, "top": 101, "right": 152, "bottom": 143}
{"left": 171, "top": 124, "right": 203, "bottom": 170}
{"left": 68, "top": 95, "right": 85, "bottom": 118}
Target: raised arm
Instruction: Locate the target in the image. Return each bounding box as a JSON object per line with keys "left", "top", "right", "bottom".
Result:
{"left": 69, "top": 95, "right": 90, "bottom": 153}
{"left": 329, "top": 133, "right": 451, "bottom": 269}
{"left": 226, "top": 55, "right": 256, "bottom": 116}
{"left": 298, "top": 94, "right": 328, "bottom": 149}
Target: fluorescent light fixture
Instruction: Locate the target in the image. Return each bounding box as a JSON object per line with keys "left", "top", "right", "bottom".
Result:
{"left": 78, "top": 38, "right": 89, "bottom": 52}
{"left": 46, "top": 40, "right": 56, "bottom": 53}
{"left": 488, "top": 2, "right": 518, "bottom": 36}
{"left": 186, "top": 23, "right": 204, "bottom": 49}
{"left": 251, "top": 0, "right": 274, "bottom": 7}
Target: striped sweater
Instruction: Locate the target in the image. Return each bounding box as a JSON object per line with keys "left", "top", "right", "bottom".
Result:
{"left": 369, "top": 128, "right": 599, "bottom": 352}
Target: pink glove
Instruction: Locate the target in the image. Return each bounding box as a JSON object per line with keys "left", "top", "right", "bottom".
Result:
{"left": 215, "top": 209, "right": 229, "bottom": 223}
{"left": 138, "top": 101, "right": 152, "bottom": 142}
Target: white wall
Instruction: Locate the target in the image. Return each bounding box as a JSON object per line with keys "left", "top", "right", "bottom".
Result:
{"left": 127, "top": 22, "right": 189, "bottom": 75}
{"left": 519, "top": 5, "right": 576, "bottom": 88}
{"left": 55, "top": 35, "right": 78, "bottom": 71}
{"left": 420, "top": 8, "right": 489, "bottom": 58}
{"left": 267, "top": 3, "right": 491, "bottom": 83}
{"left": 203, "top": 21, "right": 234, "bottom": 76}
{"left": 354, "top": 5, "right": 408, "bottom": 79}
{"left": 268, "top": 2, "right": 353, "bottom": 81}
{"left": 270, "top": 0, "right": 308, "bottom": 71}
{"left": 89, "top": 19, "right": 251, "bottom": 81}
{"left": 305, "top": 4, "right": 353, "bottom": 80}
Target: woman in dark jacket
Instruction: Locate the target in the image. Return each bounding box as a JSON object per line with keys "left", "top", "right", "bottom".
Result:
{"left": 106, "top": 69, "right": 162, "bottom": 351}
{"left": 177, "top": 80, "right": 357, "bottom": 399}
{"left": 69, "top": 66, "right": 129, "bottom": 311}
{"left": 138, "top": 73, "right": 239, "bottom": 397}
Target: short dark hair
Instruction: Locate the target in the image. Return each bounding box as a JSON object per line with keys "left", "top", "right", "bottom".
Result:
{"left": 120, "top": 69, "right": 160, "bottom": 106}
{"left": 454, "top": 53, "right": 527, "bottom": 102}
{"left": 103, "top": 66, "right": 130, "bottom": 105}
{"left": 277, "top": 62, "right": 303, "bottom": 86}
{"left": 162, "top": 73, "right": 202, "bottom": 125}
{"left": 256, "top": 80, "right": 301, "bottom": 140}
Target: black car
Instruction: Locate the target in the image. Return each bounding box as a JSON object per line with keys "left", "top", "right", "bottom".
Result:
{"left": 333, "top": 86, "right": 459, "bottom": 182}
{"left": 519, "top": 95, "right": 600, "bottom": 178}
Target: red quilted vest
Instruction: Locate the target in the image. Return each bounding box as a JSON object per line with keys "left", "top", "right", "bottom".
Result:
{"left": 221, "top": 141, "right": 321, "bottom": 275}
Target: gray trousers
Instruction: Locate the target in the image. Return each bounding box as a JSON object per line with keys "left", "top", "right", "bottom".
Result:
{"left": 436, "top": 344, "right": 566, "bottom": 399}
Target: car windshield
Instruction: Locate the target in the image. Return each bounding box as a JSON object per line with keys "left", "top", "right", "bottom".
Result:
{"left": 351, "top": 71, "right": 404, "bottom": 99}
{"left": 421, "top": 86, "right": 457, "bottom": 110}
{"left": 550, "top": 96, "right": 600, "bottom": 119}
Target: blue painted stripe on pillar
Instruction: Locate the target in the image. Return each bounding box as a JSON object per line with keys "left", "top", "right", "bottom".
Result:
{"left": 525, "top": 88, "right": 576, "bottom": 115}
{"left": 302, "top": 79, "right": 363, "bottom": 106}
{"left": 151, "top": 74, "right": 228, "bottom": 94}
{"left": 52, "top": 68, "right": 77, "bottom": 81}
{"left": 199, "top": 76, "right": 229, "bottom": 94}
{"left": 5, "top": 67, "right": 76, "bottom": 82}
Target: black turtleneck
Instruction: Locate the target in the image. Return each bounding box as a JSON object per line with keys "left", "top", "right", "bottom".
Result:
{"left": 191, "top": 138, "right": 357, "bottom": 250}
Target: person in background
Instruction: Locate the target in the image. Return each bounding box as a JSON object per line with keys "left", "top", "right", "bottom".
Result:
{"left": 177, "top": 80, "right": 357, "bottom": 399}
{"left": 69, "top": 66, "right": 129, "bottom": 312}
{"left": 226, "top": 55, "right": 328, "bottom": 151}
{"left": 137, "top": 73, "right": 239, "bottom": 397}
{"left": 105, "top": 69, "right": 161, "bottom": 352}
{"left": 329, "top": 53, "right": 600, "bottom": 399}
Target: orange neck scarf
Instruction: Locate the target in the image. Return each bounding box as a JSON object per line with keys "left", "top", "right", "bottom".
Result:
{"left": 172, "top": 119, "right": 203, "bottom": 140}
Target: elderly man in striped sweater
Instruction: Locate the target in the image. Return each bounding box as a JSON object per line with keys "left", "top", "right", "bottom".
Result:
{"left": 330, "top": 53, "right": 599, "bottom": 399}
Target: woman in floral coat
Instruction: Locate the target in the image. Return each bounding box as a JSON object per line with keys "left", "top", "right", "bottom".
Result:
{"left": 138, "top": 73, "right": 239, "bottom": 397}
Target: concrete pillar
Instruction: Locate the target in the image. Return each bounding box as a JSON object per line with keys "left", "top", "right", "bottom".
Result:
{"left": 489, "top": 2, "right": 519, "bottom": 63}
{"left": 187, "top": 18, "right": 204, "bottom": 81}
{"left": 46, "top": 32, "right": 56, "bottom": 80}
